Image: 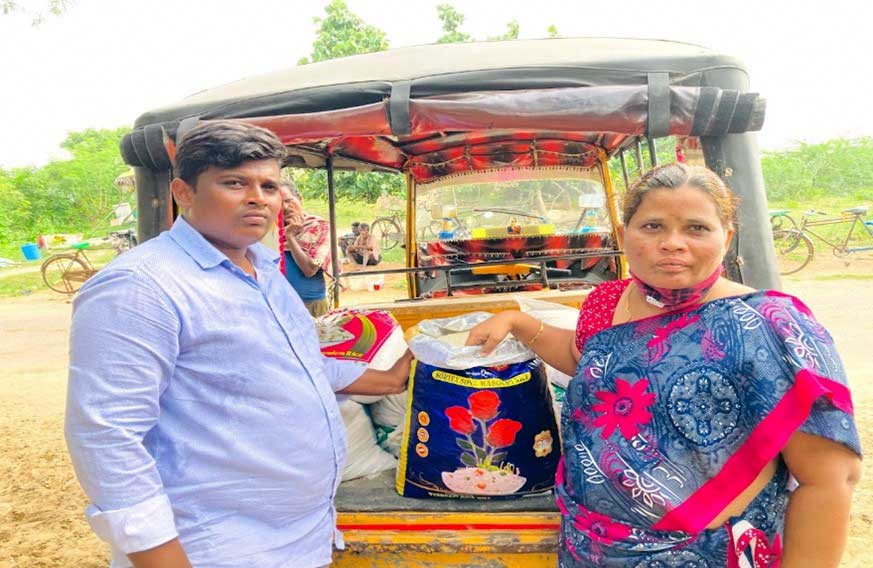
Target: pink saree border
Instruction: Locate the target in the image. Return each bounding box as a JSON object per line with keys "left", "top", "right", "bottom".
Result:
{"left": 652, "top": 369, "right": 853, "bottom": 533}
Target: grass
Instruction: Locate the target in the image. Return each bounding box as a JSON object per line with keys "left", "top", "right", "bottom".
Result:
{"left": 0, "top": 270, "right": 47, "bottom": 297}
{"left": 809, "top": 273, "right": 873, "bottom": 281}
{"left": 0, "top": 248, "right": 116, "bottom": 298}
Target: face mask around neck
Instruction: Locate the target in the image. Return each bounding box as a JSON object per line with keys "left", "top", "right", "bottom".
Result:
{"left": 629, "top": 266, "right": 723, "bottom": 310}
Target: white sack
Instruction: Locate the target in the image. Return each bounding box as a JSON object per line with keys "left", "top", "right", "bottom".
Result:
{"left": 340, "top": 400, "right": 397, "bottom": 481}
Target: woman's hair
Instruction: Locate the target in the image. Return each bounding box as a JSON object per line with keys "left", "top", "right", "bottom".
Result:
{"left": 359, "top": 223, "right": 370, "bottom": 231}
{"left": 174, "top": 120, "right": 286, "bottom": 186}
{"left": 621, "top": 163, "right": 739, "bottom": 227}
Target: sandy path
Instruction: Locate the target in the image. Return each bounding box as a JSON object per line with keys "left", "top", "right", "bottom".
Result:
{"left": 1, "top": 276, "right": 871, "bottom": 567}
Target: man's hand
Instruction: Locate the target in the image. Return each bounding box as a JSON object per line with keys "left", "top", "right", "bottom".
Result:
{"left": 337, "top": 350, "right": 414, "bottom": 396}
{"left": 387, "top": 349, "right": 414, "bottom": 392}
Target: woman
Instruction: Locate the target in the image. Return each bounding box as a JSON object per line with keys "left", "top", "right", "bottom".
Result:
{"left": 467, "top": 164, "right": 861, "bottom": 567}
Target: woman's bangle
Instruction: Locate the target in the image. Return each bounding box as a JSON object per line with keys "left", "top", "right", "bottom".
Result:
{"left": 526, "top": 320, "right": 545, "bottom": 347}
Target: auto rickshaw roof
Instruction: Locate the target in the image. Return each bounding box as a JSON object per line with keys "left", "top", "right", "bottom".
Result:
{"left": 123, "top": 37, "right": 764, "bottom": 182}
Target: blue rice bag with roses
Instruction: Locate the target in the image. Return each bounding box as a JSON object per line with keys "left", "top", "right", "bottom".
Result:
{"left": 396, "top": 312, "right": 560, "bottom": 499}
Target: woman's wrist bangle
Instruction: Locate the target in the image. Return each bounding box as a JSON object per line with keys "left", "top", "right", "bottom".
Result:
{"left": 526, "top": 320, "right": 545, "bottom": 347}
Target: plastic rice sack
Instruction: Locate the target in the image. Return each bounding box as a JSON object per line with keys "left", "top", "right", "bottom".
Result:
{"left": 396, "top": 312, "right": 560, "bottom": 499}
{"left": 316, "top": 309, "right": 406, "bottom": 404}
{"left": 340, "top": 400, "right": 397, "bottom": 481}
{"left": 515, "top": 297, "right": 581, "bottom": 389}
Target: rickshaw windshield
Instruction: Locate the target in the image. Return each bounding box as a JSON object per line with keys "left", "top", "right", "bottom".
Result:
{"left": 416, "top": 167, "right": 611, "bottom": 243}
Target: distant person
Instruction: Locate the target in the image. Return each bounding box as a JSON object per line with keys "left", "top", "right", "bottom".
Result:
{"left": 280, "top": 181, "right": 332, "bottom": 317}
{"left": 65, "top": 120, "right": 412, "bottom": 568}
{"left": 339, "top": 221, "right": 361, "bottom": 258}
{"left": 346, "top": 222, "right": 381, "bottom": 269}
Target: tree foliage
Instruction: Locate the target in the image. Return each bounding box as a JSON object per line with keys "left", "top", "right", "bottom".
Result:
{"left": 760, "top": 138, "right": 873, "bottom": 201}
{"left": 0, "top": 127, "right": 130, "bottom": 243}
{"left": 436, "top": 3, "right": 472, "bottom": 44}
{"left": 298, "top": 0, "right": 388, "bottom": 65}
{"left": 488, "top": 20, "right": 519, "bottom": 41}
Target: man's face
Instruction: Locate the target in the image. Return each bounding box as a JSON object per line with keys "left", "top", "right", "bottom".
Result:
{"left": 171, "top": 159, "right": 282, "bottom": 251}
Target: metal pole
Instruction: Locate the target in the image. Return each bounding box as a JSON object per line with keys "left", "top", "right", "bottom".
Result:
{"left": 326, "top": 155, "right": 341, "bottom": 307}
{"left": 634, "top": 139, "right": 645, "bottom": 176}
{"left": 618, "top": 150, "right": 630, "bottom": 189}
{"left": 647, "top": 137, "right": 659, "bottom": 167}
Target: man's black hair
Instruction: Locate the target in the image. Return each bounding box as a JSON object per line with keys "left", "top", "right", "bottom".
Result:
{"left": 174, "top": 121, "right": 286, "bottom": 186}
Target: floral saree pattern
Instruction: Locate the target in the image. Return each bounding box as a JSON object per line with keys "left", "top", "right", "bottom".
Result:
{"left": 558, "top": 290, "right": 861, "bottom": 567}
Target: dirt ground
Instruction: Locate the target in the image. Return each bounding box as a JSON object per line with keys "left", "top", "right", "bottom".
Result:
{"left": 1, "top": 264, "right": 871, "bottom": 567}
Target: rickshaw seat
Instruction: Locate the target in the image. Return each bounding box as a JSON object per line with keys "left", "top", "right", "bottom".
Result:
{"left": 71, "top": 242, "right": 91, "bottom": 250}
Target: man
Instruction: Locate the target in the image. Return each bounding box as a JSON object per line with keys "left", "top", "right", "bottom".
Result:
{"left": 65, "top": 121, "right": 411, "bottom": 568}
{"left": 280, "top": 182, "right": 332, "bottom": 316}
{"left": 345, "top": 222, "right": 381, "bottom": 269}
{"left": 338, "top": 221, "right": 360, "bottom": 258}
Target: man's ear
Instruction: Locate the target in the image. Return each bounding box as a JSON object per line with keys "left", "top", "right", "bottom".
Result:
{"left": 170, "top": 178, "right": 195, "bottom": 210}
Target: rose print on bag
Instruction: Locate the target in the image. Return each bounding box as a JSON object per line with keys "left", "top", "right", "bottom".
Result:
{"left": 444, "top": 406, "right": 476, "bottom": 435}
{"left": 442, "top": 390, "right": 527, "bottom": 495}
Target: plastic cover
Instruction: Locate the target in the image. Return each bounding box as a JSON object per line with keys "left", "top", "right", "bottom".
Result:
{"left": 409, "top": 312, "right": 534, "bottom": 370}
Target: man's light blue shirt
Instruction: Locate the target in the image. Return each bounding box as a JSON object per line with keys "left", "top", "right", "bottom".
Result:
{"left": 65, "top": 217, "right": 365, "bottom": 568}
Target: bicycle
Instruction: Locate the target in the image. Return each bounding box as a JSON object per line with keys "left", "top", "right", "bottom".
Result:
{"left": 41, "top": 242, "right": 99, "bottom": 294}
{"left": 768, "top": 209, "right": 797, "bottom": 231}
{"left": 772, "top": 206, "right": 873, "bottom": 274}
{"left": 370, "top": 209, "right": 405, "bottom": 251}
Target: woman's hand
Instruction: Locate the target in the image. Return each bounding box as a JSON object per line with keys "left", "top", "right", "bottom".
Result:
{"left": 284, "top": 213, "right": 303, "bottom": 235}
{"left": 465, "top": 311, "right": 519, "bottom": 355}
{"left": 467, "top": 310, "right": 581, "bottom": 377}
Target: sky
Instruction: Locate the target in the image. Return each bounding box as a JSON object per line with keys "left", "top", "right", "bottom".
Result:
{"left": 1, "top": 0, "right": 872, "bottom": 169}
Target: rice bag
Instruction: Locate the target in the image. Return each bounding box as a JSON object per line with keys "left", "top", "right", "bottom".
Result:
{"left": 316, "top": 309, "right": 406, "bottom": 404}
{"left": 396, "top": 312, "right": 560, "bottom": 499}
{"left": 340, "top": 400, "right": 397, "bottom": 481}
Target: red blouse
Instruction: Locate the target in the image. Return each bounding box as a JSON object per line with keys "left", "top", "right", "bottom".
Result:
{"left": 574, "top": 279, "right": 631, "bottom": 353}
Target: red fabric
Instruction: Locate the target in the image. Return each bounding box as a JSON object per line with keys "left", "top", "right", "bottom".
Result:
{"left": 574, "top": 279, "right": 630, "bottom": 353}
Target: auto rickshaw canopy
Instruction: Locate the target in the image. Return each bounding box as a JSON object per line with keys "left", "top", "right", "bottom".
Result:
{"left": 122, "top": 37, "right": 765, "bottom": 184}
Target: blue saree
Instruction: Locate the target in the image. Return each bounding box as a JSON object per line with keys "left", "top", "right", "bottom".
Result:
{"left": 557, "top": 290, "right": 861, "bottom": 567}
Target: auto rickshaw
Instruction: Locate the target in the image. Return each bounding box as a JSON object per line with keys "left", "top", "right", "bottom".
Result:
{"left": 121, "top": 37, "right": 775, "bottom": 566}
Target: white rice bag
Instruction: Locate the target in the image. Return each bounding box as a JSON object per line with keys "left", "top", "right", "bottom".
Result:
{"left": 340, "top": 400, "right": 397, "bottom": 481}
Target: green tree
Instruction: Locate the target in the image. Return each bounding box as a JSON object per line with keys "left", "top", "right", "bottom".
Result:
{"left": 436, "top": 3, "right": 472, "bottom": 44}
{"left": 298, "top": 0, "right": 388, "bottom": 65}
{"left": 547, "top": 25, "right": 559, "bottom": 38}
{"left": 489, "top": 20, "right": 519, "bottom": 41}
{"left": 0, "top": 127, "right": 131, "bottom": 243}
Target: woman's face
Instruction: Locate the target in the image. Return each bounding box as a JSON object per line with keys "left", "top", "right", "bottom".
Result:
{"left": 622, "top": 185, "right": 733, "bottom": 289}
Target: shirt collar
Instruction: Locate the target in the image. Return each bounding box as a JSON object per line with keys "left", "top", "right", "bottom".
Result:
{"left": 169, "top": 216, "right": 280, "bottom": 271}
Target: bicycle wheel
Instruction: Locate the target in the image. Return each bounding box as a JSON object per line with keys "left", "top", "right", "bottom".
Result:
{"left": 41, "top": 254, "right": 92, "bottom": 294}
{"left": 769, "top": 213, "right": 797, "bottom": 232}
{"left": 418, "top": 219, "right": 441, "bottom": 241}
{"left": 772, "top": 230, "right": 814, "bottom": 275}
{"left": 372, "top": 218, "right": 404, "bottom": 251}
